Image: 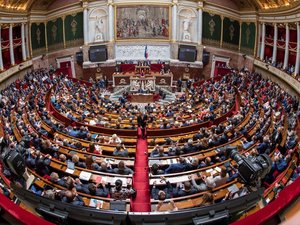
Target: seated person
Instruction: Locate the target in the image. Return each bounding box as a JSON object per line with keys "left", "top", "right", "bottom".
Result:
{"left": 173, "top": 181, "right": 198, "bottom": 197}
{"left": 62, "top": 189, "right": 84, "bottom": 206}
{"left": 151, "top": 177, "right": 173, "bottom": 200}
{"left": 92, "top": 161, "right": 114, "bottom": 173}
{"left": 71, "top": 154, "right": 86, "bottom": 168}
{"left": 164, "top": 157, "right": 190, "bottom": 174}
{"left": 200, "top": 193, "right": 214, "bottom": 206}
{"left": 150, "top": 145, "right": 167, "bottom": 158}
{"left": 83, "top": 181, "right": 109, "bottom": 197}
{"left": 113, "top": 144, "right": 129, "bottom": 157}
{"left": 203, "top": 167, "right": 229, "bottom": 189}
{"left": 109, "top": 134, "right": 122, "bottom": 144}
{"left": 113, "top": 161, "right": 133, "bottom": 175}
{"left": 110, "top": 179, "right": 136, "bottom": 200}
{"left": 150, "top": 163, "right": 164, "bottom": 176}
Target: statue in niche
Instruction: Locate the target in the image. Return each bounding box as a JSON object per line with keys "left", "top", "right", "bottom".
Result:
{"left": 182, "top": 18, "right": 192, "bottom": 42}
{"left": 94, "top": 16, "right": 104, "bottom": 42}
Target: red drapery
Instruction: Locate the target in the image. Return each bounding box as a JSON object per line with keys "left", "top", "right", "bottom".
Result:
{"left": 277, "top": 49, "right": 285, "bottom": 63}
{"left": 58, "top": 61, "right": 72, "bottom": 77}
{"left": 264, "top": 46, "right": 273, "bottom": 59}
{"left": 214, "top": 61, "right": 230, "bottom": 77}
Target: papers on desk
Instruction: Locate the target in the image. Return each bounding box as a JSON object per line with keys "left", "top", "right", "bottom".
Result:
{"left": 206, "top": 167, "right": 221, "bottom": 175}
{"left": 65, "top": 168, "right": 75, "bottom": 174}
{"left": 105, "top": 158, "right": 116, "bottom": 164}
{"left": 79, "top": 171, "right": 92, "bottom": 181}
{"left": 227, "top": 184, "right": 239, "bottom": 194}
{"left": 89, "top": 199, "right": 104, "bottom": 208}
{"left": 150, "top": 175, "right": 189, "bottom": 185}
{"left": 166, "top": 158, "right": 177, "bottom": 164}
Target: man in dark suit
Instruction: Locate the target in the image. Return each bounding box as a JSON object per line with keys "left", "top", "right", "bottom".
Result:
{"left": 137, "top": 113, "right": 147, "bottom": 139}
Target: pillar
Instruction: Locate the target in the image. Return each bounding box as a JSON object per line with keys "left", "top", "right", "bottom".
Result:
{"left": 272, "top": 23, "right": 278, "bottom": 64}
{"left": 220, "top": 16, "right": 224, "bottom": 48}
{"left": 21, "top": 23, "right": 26, "bottom": 61}
{"left": 9, "top": 23, "right": 15, "bottom": 66}
{"left": 256, "top": 22, "right": 261, "bottom": 58}
{"left": 294, "top": 22, "right": 300, "bottom": 76}
{"left": 283, "top": 23, "right": 289, "bottom": 69}
{"left": 62, "top": 16, "right": 66, "bottom": 48}
{"left": 238, "top": 21, "right": 242, "bottom": 51}
{"left": 172, "top": 0, "right": 178, "bottom": 41}
{"left": 83, "top": 4, "right": 89, "bottom": 45}
{"left": 108, "top": 1, "right": 114, "bottom": 42}
{"left": 0, "top": 25, "right": 3, "bottom": 70}
{"left": 25, "top": 23, "right": 30, "bottom": 59}
{"left": 197, "top": 2, "right": 203, "bottom": 45}
{"left": 260, "top": 22, "right": 265, "bottom": 60}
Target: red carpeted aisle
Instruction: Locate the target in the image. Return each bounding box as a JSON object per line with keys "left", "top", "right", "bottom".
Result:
{"left": 130, "top": 128, "right": 151, "bottom": 212}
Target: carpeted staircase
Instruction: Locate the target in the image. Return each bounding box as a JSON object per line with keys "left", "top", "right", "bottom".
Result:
{"left": 130, "top": 128, "right": 151, "bottom": 212}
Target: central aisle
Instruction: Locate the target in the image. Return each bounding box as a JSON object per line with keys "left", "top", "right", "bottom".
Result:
{"left": 130, "top": 128, "right": 151, "bottom": 212}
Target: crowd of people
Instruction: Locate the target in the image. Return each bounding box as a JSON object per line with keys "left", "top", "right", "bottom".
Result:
{"left": 0, "top": 68, "right": 299, "bottom": 212}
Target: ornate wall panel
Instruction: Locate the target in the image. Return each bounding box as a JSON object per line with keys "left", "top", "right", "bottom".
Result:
{"left": 31, "top": 22, "right": 46, "bottom": 56}
{"left": 222, "top": 17, "right": 240, "bottom": 50}
{"left": 64, "top": 12, "right": 84, "bottom": 47}
{"left": 202, "top": 11, "right": 221, "bottom": 46}
{"left": 115, "top": 5, "right": 170, "bottom": 40}
{"left": 240, "top": 22, "right": 256, "bottom": 55}
{"left": 178, "top": 7, "right": 197, "bottom": 43}
{"left": 47, "top": 17, "right": 64, "bottom": 52}
{"left": 88, "top": 7, "right": 108, "bottom": 43}
{"left": 115, "top": 44, "right": 170, "bottom": 60}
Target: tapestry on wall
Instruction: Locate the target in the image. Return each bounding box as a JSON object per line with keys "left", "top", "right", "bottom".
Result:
{"left": 31, "top": 23, "right": 46, "bottom": 56}
{"left": 222, "top": 17, "right": 240, "bottom": 51}
{"left": 116, "top": 5, "right": 170, "bottom": 40}
{"left": 47, "top": 18, "right": 64, "bottom": 51}
{"left": 240, "top": 22, "right": 256, "bottom": 55}
{"left": 65, "top": 12, "right": 84, "bottom": 47}
{"left": 202, "top": 11, "right": 221, "bottom": 46}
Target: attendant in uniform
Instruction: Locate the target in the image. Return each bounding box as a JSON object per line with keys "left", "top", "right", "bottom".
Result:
{"left": 137, "top": 112, "right": 148, "bottom": 139}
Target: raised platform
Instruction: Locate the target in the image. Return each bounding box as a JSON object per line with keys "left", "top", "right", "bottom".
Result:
{"left": 128, "top": 93, "right": 159, "bottom": 103}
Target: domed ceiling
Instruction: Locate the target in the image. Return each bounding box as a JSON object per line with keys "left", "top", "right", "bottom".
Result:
{"left": 0, "top": 0, "right": 299, "bottom": 11}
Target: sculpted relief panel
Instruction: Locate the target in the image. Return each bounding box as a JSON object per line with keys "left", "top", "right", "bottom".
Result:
{"left": 89, "top": 8, "right": 108, "bottom": 43}
{"left": 115, "top": 45, "right": 170, "bottom": 60}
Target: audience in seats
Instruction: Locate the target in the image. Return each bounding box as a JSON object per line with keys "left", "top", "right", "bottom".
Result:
{"left": 110, "top": 179, "right": 135, "bottom": 200}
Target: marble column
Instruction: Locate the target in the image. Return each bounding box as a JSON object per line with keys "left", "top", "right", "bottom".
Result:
{"left": 0, "top": 25, "right": 3, "bottom": 70}
{"left": 283, "top": 23, "right": 289, "bottom": 69}
{"left": 256, "top": 22, "right": 261, "bottom": 58}
{"left": 25, "top": 23, "right": 30, "bottom": 59}
{"left": 108, "top": 2, "right": 114, "bottom": 42}
{"left": 272, "top": 23, "right": 278, "bottom": 64}
{"left": 83, "top": 6, "right": 89, "bottom": 45}
{"left": 260, "top": 22, "right": 266, "bottom": 60}
{"left": 295, "top": 22, "right": 300, "bottom": 76}
{"left": 9, "top": 23, "right": 15, "bottom": 66}
{"left": 197, "top": 4, "right": 203, "bottom": 45}
{"left": 172, "top": 1, "right": 178, "bottom": 41}
{"left": 21, "top": 23, "right": 26, "bottom": 61}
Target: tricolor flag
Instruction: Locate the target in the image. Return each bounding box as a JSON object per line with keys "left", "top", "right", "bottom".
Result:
{"left": 144, "top": 45, "right": 149, "bottom": 59}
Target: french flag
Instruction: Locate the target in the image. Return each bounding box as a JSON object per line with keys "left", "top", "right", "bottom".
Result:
{"left": 144, "top": 45, "right": 149, "bottom": 59}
